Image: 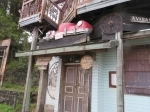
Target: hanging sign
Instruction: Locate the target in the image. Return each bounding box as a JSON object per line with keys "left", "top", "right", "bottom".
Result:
{"left": 80, "top": 55, "right": 93, "bottom": 69}
{"left": 36, "top": 56, "right": 51, "bottom": 70}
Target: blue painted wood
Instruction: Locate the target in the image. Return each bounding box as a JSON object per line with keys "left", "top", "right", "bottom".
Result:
{"left": 92, "top": 47, "right": 150, "bottom": 112}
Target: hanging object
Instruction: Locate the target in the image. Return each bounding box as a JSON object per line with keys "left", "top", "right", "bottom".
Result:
{"left": 100, "top": 13, "right": 122, "bottom": 34}
{"left": 80, "top": 55, "right": 94, "bottom": 69}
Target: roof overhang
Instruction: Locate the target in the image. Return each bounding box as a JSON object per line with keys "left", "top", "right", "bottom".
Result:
{"left": 15, "top": 40, "right": 119, "bottom": 57}
{"left": 77, "top": 0, "right": 131, "bottom": 14}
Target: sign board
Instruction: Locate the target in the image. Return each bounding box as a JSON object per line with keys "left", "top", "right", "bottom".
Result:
{"left": 130, "top": 16, "right": 150, "bottom": 23}
{"left": 36, "top": 56, "right": 51, "bottom": 70}
{"left": 80, "top": 55, "right": 93, "bottom": 69}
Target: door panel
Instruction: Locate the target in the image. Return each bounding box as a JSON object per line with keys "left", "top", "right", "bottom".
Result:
{"left": 64, "top": 96, "right": 73, "bottom": 112}
{"left": 64, "top": 67, "right": 76, "bottom": 112}
{"left": 63, "top": 65, "right": 91, "bottom": 112}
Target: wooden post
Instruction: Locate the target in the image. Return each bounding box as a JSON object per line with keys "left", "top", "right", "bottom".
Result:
{"left": 116, "top": 32, "right": 124, "bottom": 112}
{"left": 35, "top": 56, "right": 51, "bottom": 112}
{"left": 0, "top": 39, "right": 11, "bottom": 85}
{"left": 22, "top": 27, "right": 38, "bottom": 112}
{"left": 36, "top": 69, "right": 48, "bottom": 112}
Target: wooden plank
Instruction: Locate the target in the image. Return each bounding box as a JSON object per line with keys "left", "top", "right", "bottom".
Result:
{"left": 53, "top": 0, "right": 66, "bottom": 4}
{"left": 16, "top": 40, "right": 119, "bottom": 57}
{"left": 39, "top": 34, "right": 88, "bottom": 49}
{"left": 22, "top": 27, "right": 38, "bottom": 112}
{"left": 0, "top": 39, "right": 11, "bottom": 85}
{"left": 43, "top": 14, "right": 58, "bottom": 29}
{"left": 36, "top": 69, "right": 48, "bottom": 112}
{"left": 39, "top": 0, "right": 46, "bottom": 23}
{"left": 123, "top": 30, "right": 150, "bottom": 39}
{"left": 116, "top": 32, "right": 124, "bottom": 112}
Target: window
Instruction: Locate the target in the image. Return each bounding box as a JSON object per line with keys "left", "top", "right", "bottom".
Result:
{"left": 124, "top": 46, "right": 150, "bottom": 95}
{"left": 109, "top": 71, "right": 116, "bottom": 88}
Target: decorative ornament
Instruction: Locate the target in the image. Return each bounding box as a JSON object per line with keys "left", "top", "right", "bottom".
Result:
{"left": 80, "top": 55, "right": 94, "bottom": 69}
{"left": 48, "top": 60, "right": 59, "bottom": 99}
{"left": 100, "top": 13, "right": 122, "bottom": 34}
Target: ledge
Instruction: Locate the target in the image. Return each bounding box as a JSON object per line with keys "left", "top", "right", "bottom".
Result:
{"left": 15, "top": 40, "right": 119, "bottom": 57}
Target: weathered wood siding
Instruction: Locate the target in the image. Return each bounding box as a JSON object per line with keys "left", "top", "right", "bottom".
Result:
{"left": 124, "top": 37, "right": 150, "bottom": 112}
{"left": 92, "top": 48, "right": 117, "bottom": 112}
{"left": 94, "top": 45, "right": 150, "bottom": 112}
{"left": 91, "top": 52, "right": 103, "bottom": 112}
{"left": 125, "top": 95, "right": 150, "bottom": 112}
{"left": 101, "top": 48, "right": 117, "bottom": 112}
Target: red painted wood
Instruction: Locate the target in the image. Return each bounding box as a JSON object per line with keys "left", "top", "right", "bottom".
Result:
{"left": 124, "top": 47, "right": 150, "bottom": 95}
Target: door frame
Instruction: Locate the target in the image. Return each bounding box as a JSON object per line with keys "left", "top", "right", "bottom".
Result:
{"left": 58, "top": 62, "right": 92, "bottom": 112}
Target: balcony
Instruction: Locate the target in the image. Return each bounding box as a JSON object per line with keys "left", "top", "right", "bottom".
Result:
{"left": 18, "top": 0, "right": 93, "bottom": 30}
{"left": 19, "top": 0, "right": 61, "bottom": 30}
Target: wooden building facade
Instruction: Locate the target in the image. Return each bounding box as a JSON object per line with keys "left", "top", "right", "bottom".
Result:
{"left": 16, "top": 0, "right": 150, "bottom": 112}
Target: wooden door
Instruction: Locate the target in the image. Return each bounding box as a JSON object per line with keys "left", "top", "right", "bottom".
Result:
{"left": 63, "top": 65, "right": 91, "bottom": 112}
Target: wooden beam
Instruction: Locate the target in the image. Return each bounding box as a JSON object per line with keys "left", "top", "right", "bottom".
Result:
{"left": 0, "top": 39, "right": 11, "bottom": 85}
{"left": 39, "top": 34, "right": 88, "bottom": 49}
{"left": 116, "top": 32, "right": 124, "bottom": 112}
{"left": 36, "top": 69, "right": 48, "bottom": 112}
{"left": 22, "top": 27, "right": 38, "bottom": 112}
{"left": 15, "top": 40, "right": 119, "bottom": 57}
{"left": 123, "top": 30, "right": 150, "bottom": 39}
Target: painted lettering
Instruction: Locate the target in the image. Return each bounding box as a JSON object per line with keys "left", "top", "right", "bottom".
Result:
{"left": 130, "top": 16, "right": 150, "bottom": 23}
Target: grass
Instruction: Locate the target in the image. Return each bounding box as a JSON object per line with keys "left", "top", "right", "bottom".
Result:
{"left": 0, "top": 104, "right": 22, "bottom": 112}
{"left": 0, "top": 82, "right": 38, "bottom": 92}
{"left": 0, "top": 82, "right": 38, "bottom": 112}
{"left": 0, "top": 82, "right": 25, "bottom": 92}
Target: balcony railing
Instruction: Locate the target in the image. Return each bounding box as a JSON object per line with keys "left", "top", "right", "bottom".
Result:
{"left": 19, "top": 0, "right": 92, "bottom": 28}
{"left": 45, "top": 0, "right": 61, "bottom": 24}
{"left": 60, "top": 0, "right": 77, "bottom": 23}
{"left": 20, "top": 0, "right": 42, "bottom": 19}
